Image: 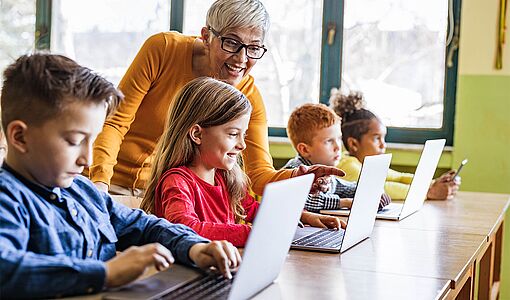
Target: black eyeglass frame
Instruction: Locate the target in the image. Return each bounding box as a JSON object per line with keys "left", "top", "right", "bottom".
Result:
{"left": 208, "top": 27, "right": 267, "bottom": 59}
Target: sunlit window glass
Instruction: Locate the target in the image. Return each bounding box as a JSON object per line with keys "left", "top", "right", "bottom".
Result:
{"left": 342, "top": 0, "right": 448, "bottom": 128}
{"left": 51, "top": 0, "right": 170, "bottom": 85}
{"left": 0, "top": 0, "right": 35, "bottom": 82}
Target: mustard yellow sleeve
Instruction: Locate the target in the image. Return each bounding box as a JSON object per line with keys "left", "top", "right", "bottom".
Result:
{"left": 386, "top": 168, "right": 414, "bottom": 184}
{"left": 90, "top": 33, "right": 166, "bottom": 185}
{"left": 241, "top": 82, "right": 292, "bottom": 195}
{"left": 338, "top": 154, "right": 412, "bottom": 200}
{"left": 384, "top": 181, "right": 410, "bottom": 200}
{"left": 337, "top": 156, "right": 362, "bottom": 182}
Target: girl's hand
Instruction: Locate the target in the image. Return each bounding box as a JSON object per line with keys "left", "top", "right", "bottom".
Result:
{"left": 339, "top": 198, "right": 353, "bottom": 209}
{"left": 300, "top": 211, "right": 346, "bottom": 229}
{"left": 292, "top": 165, "right": 346, "bottom": 194}
{"left": 189, "top": 241, "right": 242, "bottom": 279}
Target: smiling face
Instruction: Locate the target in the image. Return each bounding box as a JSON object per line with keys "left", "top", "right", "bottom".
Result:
{"left": 8, "top": 101, "right": 107, "bottom": 188}
{"left": 195, "top": 113, "right": 250, "bottom": 172}
{"left": 204, "top": 26, "right": 264, "bottom": 86}
{"left": 300, "top": 124, "right": 343, "bottom": 166}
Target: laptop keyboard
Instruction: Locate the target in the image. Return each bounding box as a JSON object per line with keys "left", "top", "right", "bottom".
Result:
{"left": 292, "top": 228, "right": 345, "bottom": 248}
{"left": 379, "top": 205, "right": 401, "bottom": 215}
{"left": 160, "top": 273, "right": 234, "bottom": 300}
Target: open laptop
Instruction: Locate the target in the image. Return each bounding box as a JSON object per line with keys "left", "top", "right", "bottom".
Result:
{"left": 291, "top": 153, "right": 392, "bottom": 253}
{"left": 103, "top": 174, "right": 314, "bottom": 300}
{"left": 321, "top": 139, "right": 446, "bottom": 221}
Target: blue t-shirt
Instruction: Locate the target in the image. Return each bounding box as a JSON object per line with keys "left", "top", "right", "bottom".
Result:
{"left": 0, "top": 164, "right": 208, "bottom": 299}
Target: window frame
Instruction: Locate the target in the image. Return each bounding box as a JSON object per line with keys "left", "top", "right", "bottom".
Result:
{"left": 35, "top": 0, "right": 461, "bottom": 146}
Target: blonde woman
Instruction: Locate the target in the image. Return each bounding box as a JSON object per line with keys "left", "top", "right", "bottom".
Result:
{"left": 141, "top": 77, "right": 345, "bottom": 247}
{"left": 90, "top": 0, "right": 343, "bottom": 197}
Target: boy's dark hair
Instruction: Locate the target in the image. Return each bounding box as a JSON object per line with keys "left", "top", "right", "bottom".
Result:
{"left": 1, "top": 53, "right": 123, "bottom": 131}
{"left": 329, "top": 89, "right": 379, "bottom": 151}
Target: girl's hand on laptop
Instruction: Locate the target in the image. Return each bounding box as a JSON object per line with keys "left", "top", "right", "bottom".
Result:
{"left": 292, "top": 165, "right": 346, "bottom": 194}
{"left": 189, "top": 241, "right": 241, "bottom": 279}
{"left": 339, "top": 198, "right": 353, "bottom": 209}
{"left": 104, "top": 243, "right": 175, "bottom": 287}
{"left": 300, "top": 211, "right": 346, "bottom": 230}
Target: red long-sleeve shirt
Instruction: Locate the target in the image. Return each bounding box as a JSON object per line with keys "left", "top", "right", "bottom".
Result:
{"left": 155, "top": 166, "right": 259, "bottom": 247}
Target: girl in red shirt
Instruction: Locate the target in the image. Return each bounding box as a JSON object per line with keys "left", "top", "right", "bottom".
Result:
{"left": 141, "top": 77, "right": 343, "bottom": 247}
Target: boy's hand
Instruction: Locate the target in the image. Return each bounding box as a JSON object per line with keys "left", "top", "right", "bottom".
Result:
{"left": 378, "top": 193, "right": 391, "bottom": 210}
{"left": 339, "top": 198, "right": 353, "bottom": 209}
{"left": 292, "top": 165, "right": 345, "bottom": 194}
{"left": 105, "top": 243, "right": 174, "bottom": 288}
{"left": 189, "top": 241, "right": 241, "bottom": 279}
{"left": 300, "top": 211, "right": 346, "bottom": 229}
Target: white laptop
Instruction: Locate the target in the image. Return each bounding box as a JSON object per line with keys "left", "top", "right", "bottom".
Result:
{"left": 321, "top": 139, "right": 446, "bottom": 221}
{"left": 103, "top": 174, "right": 314, "bottom": 300}
{"left": 291, "top": 154, "right": 392, "bottom": 253}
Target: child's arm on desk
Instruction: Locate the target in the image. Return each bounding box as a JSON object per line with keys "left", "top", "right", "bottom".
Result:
{"left": 300, "top": 211, "right": 346, "bottom": 229}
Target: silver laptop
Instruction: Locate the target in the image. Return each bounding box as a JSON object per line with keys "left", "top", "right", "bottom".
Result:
{"left": 321, "top": 139, "right": 446, "bottom": 221}
{"left": 291, "top": 154, "right": 392, "bottom": 253}
{"left": 103, "top": 174, "right": 314, "bottom": 300}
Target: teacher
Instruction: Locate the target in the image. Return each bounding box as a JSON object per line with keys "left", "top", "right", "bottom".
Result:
{"left": 90, "top": 0, "right": 343, "bottom": 196}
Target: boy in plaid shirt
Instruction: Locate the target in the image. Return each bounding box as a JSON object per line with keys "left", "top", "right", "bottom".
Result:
{"left": 284, "top": 103, "right": 390, "bottom": 212}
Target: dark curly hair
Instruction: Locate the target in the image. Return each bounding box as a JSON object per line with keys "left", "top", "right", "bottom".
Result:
{"left": 329, "top": 89, "right": 380, "bottom": 151}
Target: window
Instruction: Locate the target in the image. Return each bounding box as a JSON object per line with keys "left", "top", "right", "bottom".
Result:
{"left": 50, "top": 0, "right": 170, "bottom": 85}
{"left": 338, "top": 0, "right": 460, "bottom": 145}
{"left": 33, "top": 0, "right": 460, "bottom": 144}
{"left": 0, "top": 0, "right": 35, "bottom": 82}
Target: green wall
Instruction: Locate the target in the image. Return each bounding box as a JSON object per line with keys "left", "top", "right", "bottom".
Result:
{"left": 454, "top": 74, "right": 510, "bottom": 299}
{"left": 453, "top": 75, "right": 510, "bottom": 194}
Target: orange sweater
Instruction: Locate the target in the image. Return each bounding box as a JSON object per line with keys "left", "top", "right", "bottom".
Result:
{"left": 90, "top": 32, "right": 292, "bottom": 195}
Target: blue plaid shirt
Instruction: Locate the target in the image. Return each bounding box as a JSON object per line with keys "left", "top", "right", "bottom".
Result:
{"left": 282, "top": 156, "right": 357, "bottom": 212}
{"left": 0, "top": 164, "right": 208, "bottom": 299}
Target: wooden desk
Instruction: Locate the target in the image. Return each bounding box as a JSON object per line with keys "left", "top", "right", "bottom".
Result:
{"left": 372, "top": 191, "right": 510, "bottom": 300}
{"left": 74, "top": 192, "right": 507, "bottom": 300}
{"left": 374, "top": 192, "right": 510, "bottom": 236}
{"left": 273, "top": 264, "right": 450, "bottom": 300}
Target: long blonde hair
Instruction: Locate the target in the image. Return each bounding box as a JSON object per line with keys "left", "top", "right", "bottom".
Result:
{"left": 141, "top": 77, "right": 252, "bottom": 222}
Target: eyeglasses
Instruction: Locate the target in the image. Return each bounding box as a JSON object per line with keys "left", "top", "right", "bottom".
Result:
{"left": 209, "top": 27, "right": 267, "bottom": 59}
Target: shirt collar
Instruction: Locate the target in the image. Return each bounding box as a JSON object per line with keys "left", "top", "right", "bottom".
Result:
{"left": 297, "top": 155, "right": 313, "bottom": 166}
{"left": 2, "top": 163, "right": 63, "bottom": 203}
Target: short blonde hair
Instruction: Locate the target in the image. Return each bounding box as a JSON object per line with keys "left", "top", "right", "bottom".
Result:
{"left": 206, "top": 0, "right": 270, "bottom": 39}
{"left": 287, "top": 103, "right": 341, "bottom": 149}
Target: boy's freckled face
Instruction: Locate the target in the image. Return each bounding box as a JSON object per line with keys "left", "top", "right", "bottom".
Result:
{"left": 21, "top": 101, "right": 107, "bottom": 188}
{"left": 304, "top": 124, "right": 343, "bottom": 166}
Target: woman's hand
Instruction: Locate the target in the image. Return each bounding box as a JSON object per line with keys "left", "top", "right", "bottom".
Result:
{"left": 189, "top": 241, "right": 242, "bottom": 279}
{"left": 292, "top": 165, "right": 345, "bottom": 194}
{"left": 300, "top": 211, "right": 346, "bottom": 229}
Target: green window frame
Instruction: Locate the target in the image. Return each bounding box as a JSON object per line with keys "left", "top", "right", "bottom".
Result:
{"left": 35, "top": 0, "right": 461, "bottom": 146}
